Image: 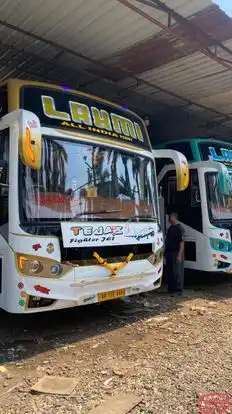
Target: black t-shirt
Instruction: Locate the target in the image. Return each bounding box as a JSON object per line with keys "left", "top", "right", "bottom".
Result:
{"left": 165, "top": 224, "right": 185, "bottom": 253}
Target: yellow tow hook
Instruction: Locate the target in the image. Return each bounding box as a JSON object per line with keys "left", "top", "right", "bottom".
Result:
{"left": 93, "top": 251, "right": 134, "bottom": 277}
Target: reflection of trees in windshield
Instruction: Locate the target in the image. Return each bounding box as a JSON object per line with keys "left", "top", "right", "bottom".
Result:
{"left": 21, "top": 137, "right": 156, "bottom": 221}
{"left": 23, "top": 139, "right": 68, "bottom": 219}
{"left": 35, "top": 139, "right": 68, "bottom": 193}
{"left": 86, "top": 147, "right": 148, "bottom": 201}
{"left": 206, "top": 172, "right": 232, "bottom": 220}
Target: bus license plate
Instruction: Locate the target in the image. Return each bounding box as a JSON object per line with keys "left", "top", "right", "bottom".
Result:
{"left": 98, "top": 288, "right": 126, "bottom": 302}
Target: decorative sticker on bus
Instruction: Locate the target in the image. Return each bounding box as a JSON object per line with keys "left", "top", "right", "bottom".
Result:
{"left": 32, "top": 243, "right": 42, "bottom": 251}
{"left": 20, "top": 86, "right": 150, "bottom": 150}
{"left": 19, "top": 300, "right": 25, "bottom": 307}
{"left": 34, "top": 285, "right": 50, "bottom": 295}
{"left": 46, "top": 242, "right": 55, "bottom": 254}
{"left": 61, "top": 222, "right": 157, "bottom": 248}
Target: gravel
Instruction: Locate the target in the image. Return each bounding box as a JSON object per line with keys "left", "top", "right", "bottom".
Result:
{"left": 1, "top": 279, "right": 232, "bottom": 413}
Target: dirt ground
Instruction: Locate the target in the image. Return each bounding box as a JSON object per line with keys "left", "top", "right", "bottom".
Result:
{"left": 1, "top": 273, "right": 232, "bottom": 414}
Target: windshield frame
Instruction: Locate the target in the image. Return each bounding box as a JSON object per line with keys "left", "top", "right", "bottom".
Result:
{"left": 18, "top": 132, "right": 158, "bottom": 227}
{"left": 205, "top": 171, "right": 232, "bottom": 225}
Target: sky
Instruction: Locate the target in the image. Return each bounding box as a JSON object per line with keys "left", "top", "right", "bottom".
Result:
{"left": 214, "top": 0, "right": 232, "bottom": 16}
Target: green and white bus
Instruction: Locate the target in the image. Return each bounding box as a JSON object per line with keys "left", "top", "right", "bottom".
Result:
{"left": 156, "top": 138, "right": 232, "bottom": 273}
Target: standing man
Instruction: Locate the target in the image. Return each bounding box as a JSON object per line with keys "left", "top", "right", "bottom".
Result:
{"left": 165, "top": 212, "right": 185, "bottom": 295}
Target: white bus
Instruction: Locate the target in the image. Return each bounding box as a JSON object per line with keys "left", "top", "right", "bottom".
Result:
{"left": 0, "top": 79, "right": 189, "bottom": 313}
{"left": 156, "top": 138, "right": 232, "bottom": 273}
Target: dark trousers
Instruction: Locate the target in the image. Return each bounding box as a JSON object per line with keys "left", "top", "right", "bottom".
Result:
{"left": 166, "top": 252, "right": 184, "bottom": 293}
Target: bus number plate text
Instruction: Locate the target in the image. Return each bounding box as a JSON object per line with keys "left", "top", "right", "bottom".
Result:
{"left": 98, "top": 289, "right": 126, "bottom": 302}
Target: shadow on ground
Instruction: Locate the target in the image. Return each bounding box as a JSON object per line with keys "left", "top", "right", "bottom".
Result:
{"left": 0, "top": 270, "right": 232, "bottom": 365}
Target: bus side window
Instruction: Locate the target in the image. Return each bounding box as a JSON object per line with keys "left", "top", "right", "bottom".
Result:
{"left": 167, "top": 177, "right": 176, "bottom": 205}
{"left": 167, "top": 175, "right": 188, "bottom": 216}
{"left": 0, "top": 129, "right": 9, "bottom": 226}
{"left": 164, "top": 169, "right": 202, "bottom": 232}
{"left": 165, "top": 169, "right": 202, "bottom": 231}
{"left": 191, "top": 169, "right": 201, "bottom": 206}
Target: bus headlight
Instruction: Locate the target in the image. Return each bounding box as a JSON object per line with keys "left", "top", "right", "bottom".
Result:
{"left": 50, "top": 264, "right": 62, "bottom": 276}
{"left": 16, "top": 254, "right": 70, "bottom": 278}
{"left": 28, "top": 260, "right": 43, "bottom": 274}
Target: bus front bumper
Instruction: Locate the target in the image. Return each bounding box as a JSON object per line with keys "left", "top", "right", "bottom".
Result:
{"left": 16, "top": 259, "right": 163, "bottom": 313}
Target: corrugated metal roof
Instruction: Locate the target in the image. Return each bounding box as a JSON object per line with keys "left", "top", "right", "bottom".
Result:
{"left": 125, "top": 51, "right": 232, "bottom": 101}
{"left": 0, "top": 0, "right": 232, "bottom": 138}
{"left": 0, "top": 0, "right": 211, "bottom": 60}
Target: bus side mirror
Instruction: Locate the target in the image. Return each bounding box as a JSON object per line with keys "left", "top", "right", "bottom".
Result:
{"left": 153, "top": 149, "right": 189, "bottom": 191}
{"left": 19, "top": 111, "right": 42, "bottom": 170}
{"left": 0, "top": 160, "right": 7, "bottom": 184}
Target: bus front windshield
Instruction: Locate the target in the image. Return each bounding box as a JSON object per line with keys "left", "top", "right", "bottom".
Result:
{"left": 20, "top": 136, "right": 157, "bottom": 223}
{"left": 205, "top": 172, "right": 232, "bottom": 221}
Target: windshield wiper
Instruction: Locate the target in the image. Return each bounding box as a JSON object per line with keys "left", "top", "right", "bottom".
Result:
{"left": 71, "top": 209, "right": 123, "bottom": 219}
{"left": 127, "top": 215, "right": 158, "bottom": 222}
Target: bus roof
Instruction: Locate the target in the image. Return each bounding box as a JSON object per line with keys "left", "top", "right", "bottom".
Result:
{"left": 156, "top": 138, "right": 232, "bottom": 169}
